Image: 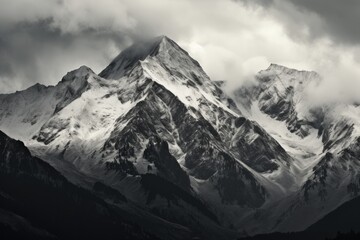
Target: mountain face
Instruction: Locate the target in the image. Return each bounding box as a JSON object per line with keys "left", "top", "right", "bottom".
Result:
{"left": 235, "top": 64, "right": 322, "bottom": 137}
{"left": 233, "top": 64, "right": 360, "bottom": 233}
{"left": 0, "top": 36, "right": 360, "bottom": 239}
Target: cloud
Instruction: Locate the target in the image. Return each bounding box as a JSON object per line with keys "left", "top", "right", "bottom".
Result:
{"left": 288, "top": 0, "right": 360, "bottom": 45}
{"left": 0, "top": 0, "right": 135, "bottom": 33}
{"left": 233, "top": 1, "right": 360, "bottom": 60}
{"left": 306, "top": 49, "right": 360, "bottom": 105}
{"left": 0, "top": 0, "right": 359, "bottom": 106}
{"left": 237, "top": 0, "right": 360, "bottom": 46}
{"left": 0, "top": 0, "right": 137, "bottom": 93}
{"left": 232, "top": 0, "right": 360, "bottom": 103}
{"left": 0, "top": 21, "right": 131, "bottom": 93}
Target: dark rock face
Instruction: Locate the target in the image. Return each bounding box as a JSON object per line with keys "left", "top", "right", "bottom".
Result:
{"left": 105, "top": 157, "right": 138, "bottom": 176}
{"left": 260, "top": 86, "right": 295, "bottom": 121}
{"left": 93, "top": 181, "right": 127, "bottom": 203}
{"left": 322, "top": 120, "right": 355, "bottom": 152}
{"left": 138, "top": 174, "right": 235, "bottom": 240}
{"left": 140, "top": 174, "right": 218, "bottom": 223}
{"left": 0, "top": 131, "right": 62, "bottom": 180}
{"left": 231, "top": 120, "right": 290, "bottom": 173}
{"left": 254, "top": 83, "right": 305, "bottom": 135}
{"left": 143, "top": 136, "right": 190, "bottom": 190}
{"left": 0, "top": 131, "right": 157, "bottom": 240}
{"left": 214, "top": 152, "right": 267, "bottom": 207}
{"left": 184, "top": 141, "right": 220, "bottom": 180}
{"left": 303, "top": 153, "right": 333, "bottom": 202}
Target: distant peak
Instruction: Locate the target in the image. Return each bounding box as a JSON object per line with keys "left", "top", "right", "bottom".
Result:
{"left": 266, "top": 63, "right": 291, "bottom": 71}
{"left": 73, "top": 65, "right": 95, "bottom": 75}
{"left": 78, "top": 65, "right": 94, "bottom": 73}
{"left": 260, "top": 63, "right": 320, "bottom": 83}
{"left": 25, "top": 82, "right": 47, "bottom": 92}
{"left": 265, "top": 63, "right": 318, "bottom": 75}
{"left": 62, "top": 65, "right": 94, "bottom": 82}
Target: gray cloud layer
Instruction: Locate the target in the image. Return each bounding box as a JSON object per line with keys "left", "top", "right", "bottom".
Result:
{"left": 0, "top": 0, "right": 360, "bottom": 103}
{"left": 0, "top": 20, "right": 130, "bottom": 92}
{"left": 240, "top": 0, "right": 360, "bottom": 45}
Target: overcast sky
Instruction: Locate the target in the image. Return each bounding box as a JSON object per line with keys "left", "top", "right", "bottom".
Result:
{"left": 1, "top": 0, "right": 360, "bottom": 102}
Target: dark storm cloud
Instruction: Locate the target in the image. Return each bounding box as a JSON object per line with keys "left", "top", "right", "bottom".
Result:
{"left": 0, "top": 19, "right": 131, "bottom": 93}
{"left": 0, "top": 21, "right": 62, "bottom": 83}
{"left": 289, "top": 0, "right": 360, "bottom": 45}
{"left": 238, "top": 0, "right": 360, "bottom": 46}
{"left": 0, "top": 38, "right": 15, "bottom": 78}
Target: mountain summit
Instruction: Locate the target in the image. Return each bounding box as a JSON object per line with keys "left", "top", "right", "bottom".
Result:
{"left": 99, "top": 36, "right": 207, "bottom": 82}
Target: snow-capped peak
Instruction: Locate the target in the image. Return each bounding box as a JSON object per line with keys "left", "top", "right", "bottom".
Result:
{"left": 263, "top": 63, "right": 319, "bottom": 80}
{"left": 99, "top": 36, "right": 208, "bottom": 82}
{"left": 99, "top": 36, "right": 167, "bottom": 79}
{"left": 266, "top": 63, "right": 292, "bottom": 72}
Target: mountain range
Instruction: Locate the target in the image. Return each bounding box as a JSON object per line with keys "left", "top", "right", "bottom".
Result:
{"left": 1, "top": 36, "right": 360, "bottom": 240}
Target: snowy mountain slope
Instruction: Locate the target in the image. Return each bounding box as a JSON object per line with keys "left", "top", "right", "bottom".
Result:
{"left": 0, "top": 66, "right": 92, "bottom": 141}
{"left": 232, "top": 64, "right": 360, "bottom": 233}
{"left": 235, "top": 64, "right": 321, "bottom": 137}
{"left": 0, "top": 36, "right": 302, "bottom": 237}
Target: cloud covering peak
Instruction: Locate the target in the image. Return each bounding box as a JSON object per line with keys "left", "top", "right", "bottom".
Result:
{"left": 0, "top": 0, "right": 359, "bottom": 104}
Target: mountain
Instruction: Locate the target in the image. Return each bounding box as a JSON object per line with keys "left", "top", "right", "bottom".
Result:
{"left": 1, "top": 36, "right": 360, "bottom": 239}
{"left": 235, "top": 63, "right": 321, "bottom": 137}
{"left": 232, "top": 63, "right": 360, "bottom": 233}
